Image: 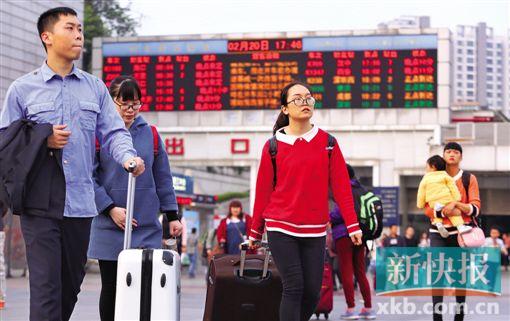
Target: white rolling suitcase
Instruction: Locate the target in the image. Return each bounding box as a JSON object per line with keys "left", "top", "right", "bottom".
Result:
{"left": 114, "top": 164, "right": 181, "bottom": 321}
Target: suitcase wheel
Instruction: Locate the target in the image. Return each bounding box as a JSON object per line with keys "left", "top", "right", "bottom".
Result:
{"left": 324, "top": 313, "right": 329, "bottom": 320}
{"left": 160, "top": 273, "right": 166, "bottom": 287}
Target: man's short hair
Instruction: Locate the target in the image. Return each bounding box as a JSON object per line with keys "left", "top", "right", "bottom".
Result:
{"left": 444, "top": 142, "right": 463, "bottom": 154}
{"left": 37, "top": 7, "right": 77, "bottom": 51}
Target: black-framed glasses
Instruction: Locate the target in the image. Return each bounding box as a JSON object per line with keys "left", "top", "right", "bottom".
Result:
{"left": 286, "top": 96, "right": 315, "bottom": 107}
{"left": 114, "top": 99, "right": 143, "bottom": 111}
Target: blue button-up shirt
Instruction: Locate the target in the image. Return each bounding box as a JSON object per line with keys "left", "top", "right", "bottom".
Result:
{"left": 0, "top": 62, "right": 137, "bottom": 218}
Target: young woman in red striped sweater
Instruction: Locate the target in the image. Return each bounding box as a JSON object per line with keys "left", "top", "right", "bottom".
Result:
{"left": 249, "top": 81, "right": 362, "bottom": 321}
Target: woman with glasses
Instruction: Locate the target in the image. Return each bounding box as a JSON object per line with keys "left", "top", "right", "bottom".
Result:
{"left": 249, "top": 81, "right": 363, "bottom": 321}
{"left": 88, "top": 76, "right": 183, "bottom": 321}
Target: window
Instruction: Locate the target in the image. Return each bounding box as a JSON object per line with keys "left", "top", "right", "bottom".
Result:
{"left": 497, "top": 93, "right": 502, "bottom": 98}
{"left": 467, "top": 57, "right": 474, "bottom": 63}
{"left": 467, "top": 74, "right": 474, "bottom": 80}
{"left": 467, "top": 83, "right": 474, "bottom": 88}
{"left": 457, "top": 82, "right": 463, "bottom": 87}
{"left": 467, "top": 91, "right": 474, "bottom": 96}
{"left": 457, "top": 65, "right": 462, "bottom": 71}
{"left": 488, "top": 75, "right": 493, "bottom": 81}
{"left": 487, "top": 59, "right": 493, "bottom": 65}
{"left": 487, "top": 92, "right": 493, "bottom": 97}
{"left": 487, "top": 67, "right": 493, "bottom": 73}
{"left": 467, "top": 49, "right": 474, "bottom": 55}
{"left": 487, "top": 43, "right": 493, "bottom": 48}
{"left": 457, "top": 90, "right": 463, "bottom": 96}
{"left": 457, "top": 40, "right": 464, "bottom": 46}
{"left": 457, "top": 57, "right": 463, "bottom": 63}
{"left": 467, "top": 66, "right": 474, "bottom": 72}
{"left": 497, "top": 43, "right": 502, "bottom": 49}
{"left": 457, "top": 49, "right": 463, "bottom": 54}
{"left": 467, "top": 41, "right": 474, "bottom": 46}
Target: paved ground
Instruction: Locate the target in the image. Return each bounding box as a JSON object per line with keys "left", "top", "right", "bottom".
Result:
{"left": 2, "top": 264, "right": 509, "bottom": 321}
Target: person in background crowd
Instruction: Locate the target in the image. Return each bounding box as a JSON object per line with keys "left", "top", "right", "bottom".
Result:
{"left": 503, "top": 233, "right": 510, "bottom": 271}
{"left": 404, "top": 226, "right": 418, "bottom": 247}
{"left": 0, "top": 8, "right": 145, "bottom": 321}
{"left": 382, "top": 225, "right": 406, "bottom": 247}
{"left": 249, "top": 82, "right": 362, "bottom": 321}
{"left": 484, "top": 227, "right": 508, "bottom": 269}
{"left": 179, "top": 217, "right": 188, "bottom": 255}
{"left": 330, "top": 164, "right": 374, "bottom": 320}
{"left": 418, "top": 232, "right": 430, "bottom": 248}
{"left": 187, "top": 227, "right": 198, "bottom": 278}
{"left": 217, "top": 200, "right": 252, "bottom": 255}
{"left": 88, "top": 76, "right": 182, "bottom": 321}
{"left": 205, "top": 215, "right": 222, "bottom": 262}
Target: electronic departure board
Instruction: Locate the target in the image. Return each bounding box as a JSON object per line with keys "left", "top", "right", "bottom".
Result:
{"left": 102, "top": 35, "right": 438, "bottom": 111}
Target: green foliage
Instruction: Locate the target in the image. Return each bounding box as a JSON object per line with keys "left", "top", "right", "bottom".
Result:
{"left": 215, "top": 191, "right": 250, "bottom": 203}
{"left": 83, "top": 0, "right": 139, "bottom": 72}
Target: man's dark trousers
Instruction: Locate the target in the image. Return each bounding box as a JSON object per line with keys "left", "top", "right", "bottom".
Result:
{"left": 20, "top": 214, "right": 92, "bottom": 321}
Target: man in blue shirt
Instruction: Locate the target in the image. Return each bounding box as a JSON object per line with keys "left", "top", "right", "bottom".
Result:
{"left": 0, "top": 7, "right": 145, "bottom": 321}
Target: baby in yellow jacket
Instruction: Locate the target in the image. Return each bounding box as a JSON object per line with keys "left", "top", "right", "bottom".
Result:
{"left": 417, "top": 155, "right": 472, "bottom": 237}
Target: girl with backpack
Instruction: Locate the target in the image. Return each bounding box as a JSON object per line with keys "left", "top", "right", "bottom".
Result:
{"left": 249, "top": 81, "right": 362, "bottom": 321}
{"left": 88, "top": 76, "right": 183, "bottom": 321}
{"left": 330, "top": 164, "right": 375, "bottom": 319}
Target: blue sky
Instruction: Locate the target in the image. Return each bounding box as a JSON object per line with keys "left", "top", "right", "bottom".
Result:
{"left": 124, "top": 0, "right": 510, "bottom": 36}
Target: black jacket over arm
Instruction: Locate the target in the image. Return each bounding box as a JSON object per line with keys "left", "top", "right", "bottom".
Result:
{"left": 0, "top": 119, "right": 65, "bottom": 219}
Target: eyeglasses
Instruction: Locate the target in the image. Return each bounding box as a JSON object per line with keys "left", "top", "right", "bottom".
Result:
{"left": 114, "top": 100, "right": 143, "bottom": 111}
{"left": 286, "top": 96, "right": 315, "bottom": 107}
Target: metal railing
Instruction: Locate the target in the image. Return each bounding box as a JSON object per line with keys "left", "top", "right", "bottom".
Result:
{"left": 441, "top": 122, "right": 510, "bottom": 146}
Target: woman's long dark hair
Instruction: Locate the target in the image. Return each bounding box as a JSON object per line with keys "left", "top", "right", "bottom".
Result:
{"left": 272, "top": 81, "right": 311, "bottom": 135}
{"left": 109, "top": 75, "right": 142, "bottom": 101}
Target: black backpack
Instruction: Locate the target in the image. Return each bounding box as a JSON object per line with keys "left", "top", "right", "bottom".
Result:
{"left": 268, "top": 133, "right": 336, "bottom": 190}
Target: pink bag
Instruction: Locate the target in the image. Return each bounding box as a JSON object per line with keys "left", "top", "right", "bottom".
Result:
{"left": 457, "top": 226, "right": 485, "bottom": 247}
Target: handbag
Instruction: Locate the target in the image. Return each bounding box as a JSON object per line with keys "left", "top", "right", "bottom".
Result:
{"left": 457, "top": 220, "right": 485, "bottom": 248}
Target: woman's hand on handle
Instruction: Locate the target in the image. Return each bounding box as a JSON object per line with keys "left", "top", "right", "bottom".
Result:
{"left": 247, "top": 239, "right": 262, "bottom": 250}
{"left": 169, "top": 220, "right": 183, "bottom": 237}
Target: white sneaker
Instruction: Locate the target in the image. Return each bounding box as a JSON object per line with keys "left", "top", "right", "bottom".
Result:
{"left": 457, "top": 225, "right": 473, "bottom": 234}
{"left": 436, "top": 222, "right": 450, "bottom": 238}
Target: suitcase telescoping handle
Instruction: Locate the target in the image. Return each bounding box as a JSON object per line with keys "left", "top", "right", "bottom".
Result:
{"left": 123, "top": 162, "right": 137, "bottom": 250}
{"left": 239, "top": 241, "right": 270, "bottom": 278}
